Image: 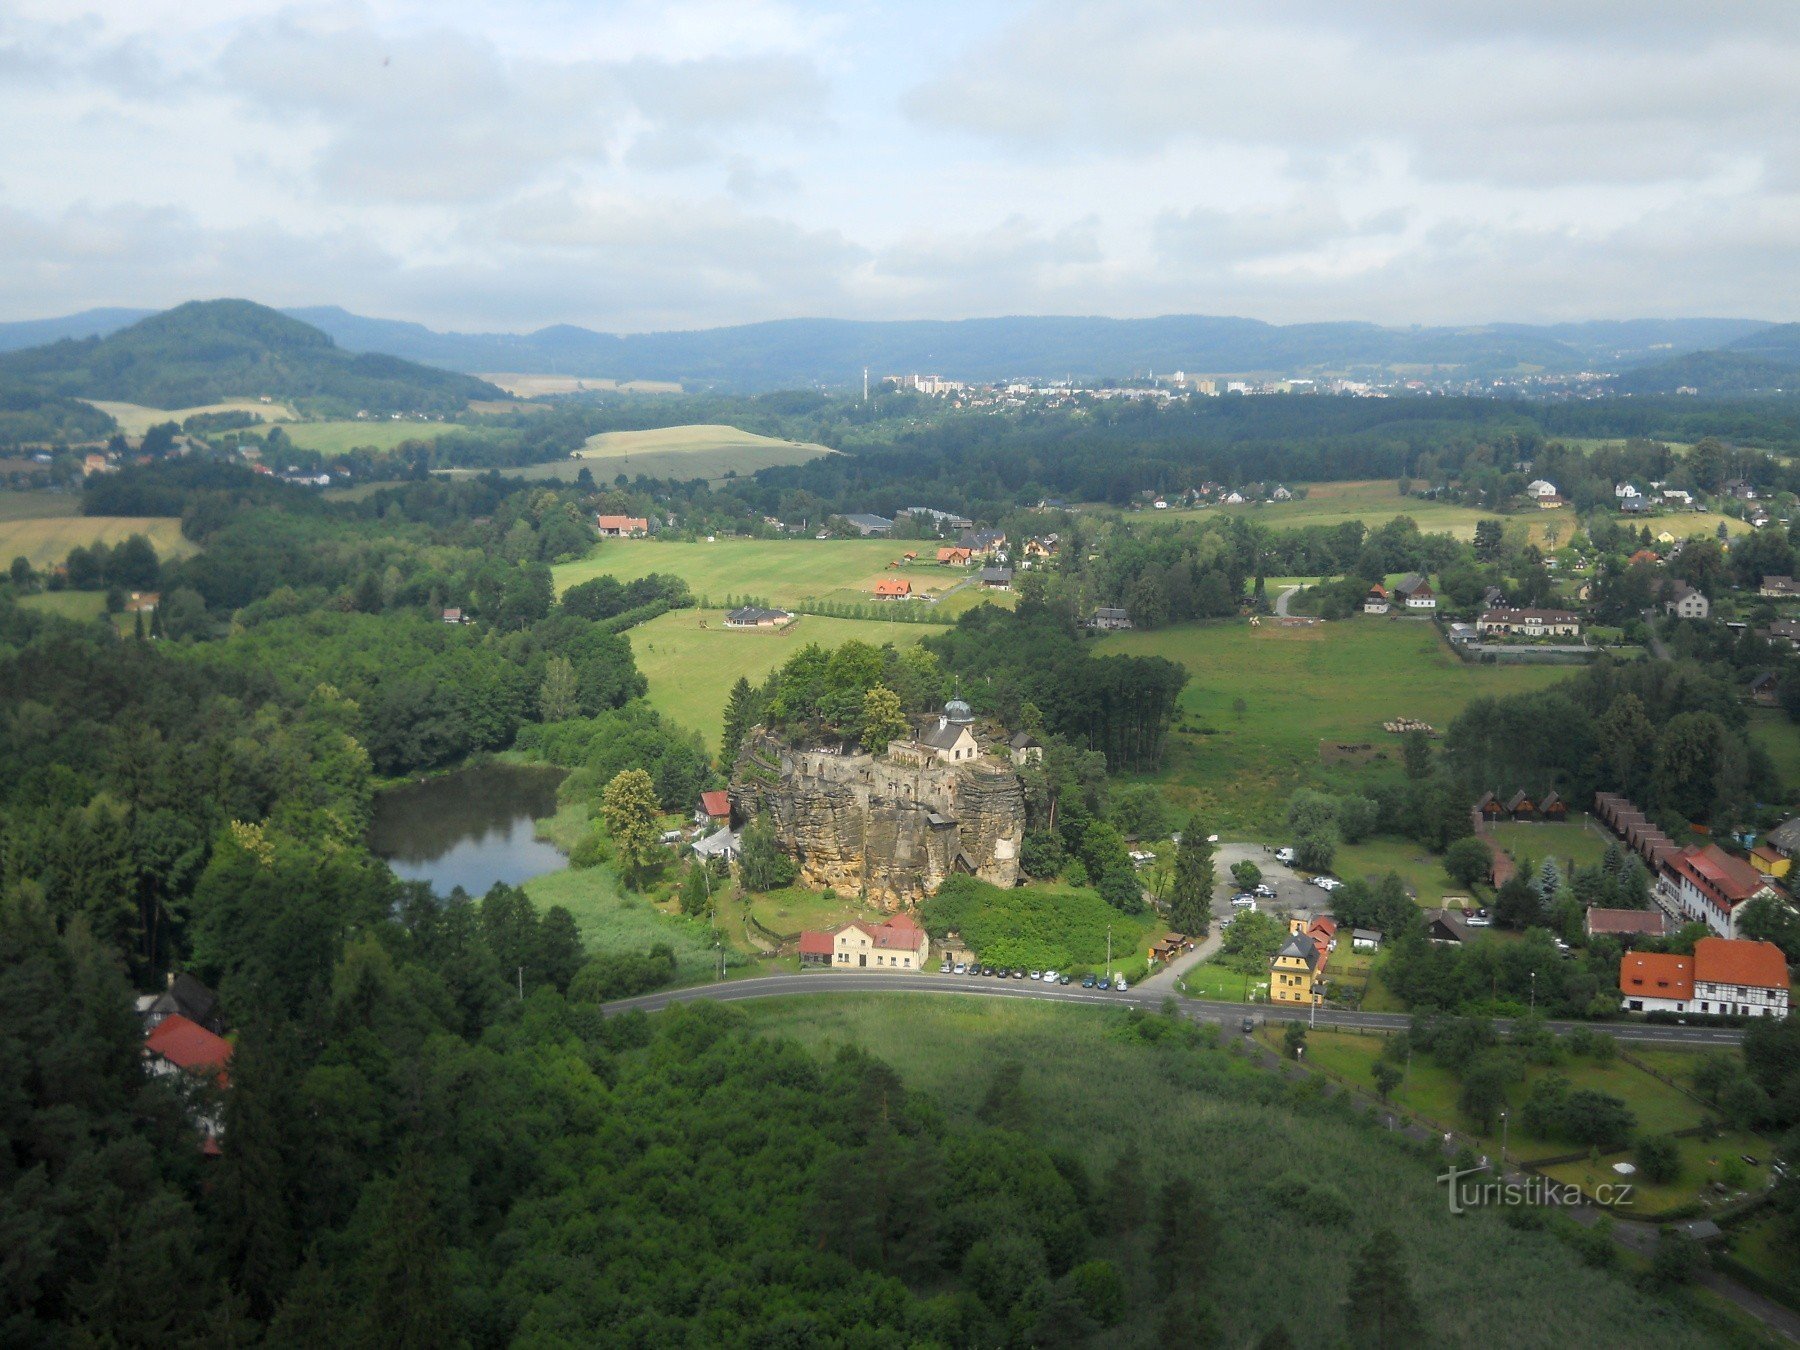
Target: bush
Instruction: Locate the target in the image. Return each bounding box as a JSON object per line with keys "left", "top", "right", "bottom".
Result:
{"left": 1519, "top": 1075, "right": 1636, "bottom": 1149}
{"left": 569, "top": 830, "right": 611, "bottom": 869}
{"left": 1635, "top": 1134, "right": 1681, "bottom": 1185}
{"left": 568, "top": 943, "right": 679, "bottom": 1002}
{"left": 921, "top": 876, "right": 1137, "bottom": 970}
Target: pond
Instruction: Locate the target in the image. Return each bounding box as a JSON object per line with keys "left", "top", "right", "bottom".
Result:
{"left": 368, "top": 763, "right": 569, "bottom": 896}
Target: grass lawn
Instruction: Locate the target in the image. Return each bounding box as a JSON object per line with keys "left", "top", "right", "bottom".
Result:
{"left": 87, "top": 398, "right": 296, "bottom": 434}
{"left": 618, "top": 607, "right": 934, "bottom": 749}
{"left": 1334, "top": 837, "right": 1467, "bottom": 905}
{"left": 733, "top": 995, "right": 1722, "bottom": 1348}
{"left": 1277, "top": 1028, "right": 1716, "bottom": 1161}
{"left": 0, "top": 515, "right": 196, "bottom": 570}
{"left": 1179, "top": 958, "right": 1265, "bottom": 1003}
{"left": 1488, "top": 814, "right": 1615, "bottom": 874}
{"left": 460, "top": 423, "right": 833, "bottom": 484}
{"left": 745, "top": 886, "right": 878, "bottom": 940}
{"left": 1540, "top": 1131, "right": 1772, "bottom": 1218}
{"left": 18, "top": 590, "right": 113, "bottom": 626}
{"left": 553, "top": 536, "right": 970, "bottom": 610}
{"left": 1747, "top": 707, "right": 1800, "bottom": 800}
{"left": 1094, "top": 619, "right": 1572, "bottom": 835}
{"left": 277, "top": 420, "right": 498, "bottom": 455}
{"left": 1724, "top": 1213, "right": 1800, "bottom": 1299}
{"left": 523, "top": 864, "right": 748, "bottom": 983}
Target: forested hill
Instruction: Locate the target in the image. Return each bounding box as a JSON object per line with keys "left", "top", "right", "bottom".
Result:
{"left": 0, "top": 381, "right": 117, "bottom": 446}
{"left": 0, "top": 300, "right": 505, "bottom": 415}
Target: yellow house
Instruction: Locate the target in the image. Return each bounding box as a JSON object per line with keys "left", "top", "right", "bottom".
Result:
{"left": 1269, "top": 916, "right": 1335, "bottom": 1006}
{"left": 1751, "top": 844, "right": 1791, "bottom": 881}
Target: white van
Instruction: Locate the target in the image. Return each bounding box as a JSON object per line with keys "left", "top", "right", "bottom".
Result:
{"left": 1274, "top": 847, "right": 1297, "bottom": 864}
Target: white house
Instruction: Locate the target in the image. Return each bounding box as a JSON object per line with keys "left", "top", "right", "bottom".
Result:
{"left": 1619, "top": 951, "right": 1693, "bottom": 1015}
{"left": 1393, "top": 574, "right": 1436, "bottom": 609}
{"left": 1664, "top": 582, "right": 1710, "bottom": 621}
{"left": 1692, "top": 937, "right": 1790, "bottom": 1019}
{"left": 1526, "top": 479, "right": 1559, "bottom": 499}
{"left": 917, "top": 694, "right": 979, "bottom": 764}
{"left": 1615, "top": 483, "right": 1640, "bottom": 499}
{"left": 1666, "top": 845, "right": 1782, "bottom": 938}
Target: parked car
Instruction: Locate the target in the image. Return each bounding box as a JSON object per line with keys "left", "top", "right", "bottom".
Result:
{"left": 1311, "top": 876, "right": 1344, "bottom": 892}
{"left": 1042, "top": 969, "right": 1057, "bottom": 983}
{"left": 1253, "top": 884, "right": 1277, "bottom": 898}
{"left": 953, "top": 962, "right": 967, "bottom": 974}
{"left": 1114, "top": 975, "right": 1128, "bottom": 991}
{"left": 1241, "top": 1016, "right": 1255, "bottom": 1034}
{"left": 1011, "top": 968, "right": 1025, "bottom": 979}
{"left": 1464, "top": 912, "right": 1492, "bottom": 928}
{"left": 1081, "top": 974, "right": 1097, "bottom": 988}
{"left": 1058, "top": 974, "right": 1071, "bottom": 985}
{"left": 1275, "top": 847, "right": 1297, "bottom": 864}
{"left": 940, "top": 961, "right": 952, "bottom": 973}
{"left": 980, "top": 965, "right": 995, "bottom": 976}
{"left": 1231, "top": 894, "right": 1257, "bottom": 908}
{"left": 1029, "top": 969, "right": 1043, "bottom": 981}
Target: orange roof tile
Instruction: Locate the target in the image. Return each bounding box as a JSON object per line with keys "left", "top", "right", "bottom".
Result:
{"left": 1694, "top": 937, "right": 1789, "bottom": 991}
{"left": 1619, "top": 951, "right": 1693, "bottom": 1001}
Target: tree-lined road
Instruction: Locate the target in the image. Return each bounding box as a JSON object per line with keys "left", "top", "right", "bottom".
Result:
{"left": 604, "top": 970, "right": 1746, "bottom": 1046}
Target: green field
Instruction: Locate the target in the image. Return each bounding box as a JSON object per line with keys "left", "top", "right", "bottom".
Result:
{"left": 1094, "top": 619, "right": 1572, "bottom": 834}
{"left": 1489, "top": 815, "right": 1615, "bottom": 873}
{"left": 0, "top": 491, "right": 79, "bottom": 521}
{"left": 17, "top": 590, "right": 111, "bottom": 624}
{"left": 458, "top": 422, "right": 834, "bottom": 484}
{"left": 276, "top": 420, "right": 495, "bottom": 455}
{"left": 1333, "top": 837, "right": 1470, "bottom": 905}
{"left": 0, "top": 515, "right": 196, "bottom": 570}
{"left": 524, "top": 863, "right": 746, "bottom": 983}
{"left": 87, "top": 398, "right": 295, "bottom": 435}
{"left": 736, "top": 996, "right": 1722, "bottom": 1348}
{"left": 1748, "top": 707, "right": 1800, "bottom": 799}
{"left": 554, "top": 536, "right": 973, "bottom": 609}
{"left": 620, "top": 607, "right": 934, "bottom": 749}
{"left": 1148, "top": 479, "right": 1523, "bottom": 542}
{"left": 1539, "top": 1129, "right": 1772, "bottom": 1217}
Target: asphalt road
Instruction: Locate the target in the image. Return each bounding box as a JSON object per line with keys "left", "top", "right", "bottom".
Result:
{"left": 603, "top": 970, "right": 1746, "bottom": 1046}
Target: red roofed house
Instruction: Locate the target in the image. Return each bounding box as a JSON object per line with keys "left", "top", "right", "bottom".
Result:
{"left": 1668, "top": 844, "right": 1785, "bottom": 938}
{"left": 1618, "top": 952, "right": 1694, "bottom": 1014}
{"left": 695, "top": 790, "right": 731, "bottom": 827}
{"left": 937, "top": 546, "right": 973, "bottom": 565}
{"left": 145, "top": 1014, "right": 232, "bottom": 1088}
{"left": 1585, "top": 907, "right": 1668, "bottom": 940}
{"left": 1693, "top": 937, "right": 1790, "bottom": 1019}
{"left": 595, "top": 515, "right": 649, "bottom": 537}
{"left": 800, "top": 913, "right": 931, "bottom": 971}
{"left": 874, "top": 578, "right": 912, "bottom": 600}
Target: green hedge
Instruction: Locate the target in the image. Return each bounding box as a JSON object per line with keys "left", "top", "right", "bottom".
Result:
{"left": 921, "top": 876, "right": 1151, "bottom": 970}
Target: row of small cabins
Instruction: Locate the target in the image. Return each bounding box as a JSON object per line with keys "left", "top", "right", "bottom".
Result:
{"left": 1475, "top": 790, "right": 1569, "bottom": 823}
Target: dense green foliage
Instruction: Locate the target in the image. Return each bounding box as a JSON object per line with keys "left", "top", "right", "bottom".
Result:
{"left": 921, "top": 876, "right": 1142, "bottom": 970}
{"left": 0, "top": 301, "right": 502, "bottom": 414}
{"left": 0, "top": 380, "right": 117, "bottom": 446}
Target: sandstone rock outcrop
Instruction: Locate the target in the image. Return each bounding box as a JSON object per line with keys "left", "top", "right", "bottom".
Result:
{"left": 730, "top": 733, "right": 1025, "bottom": 908}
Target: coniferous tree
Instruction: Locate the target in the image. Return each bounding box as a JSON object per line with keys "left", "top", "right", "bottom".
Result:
{"left": 1343, "top": 1227, "right": 1426, "bottom": 1347}
{"left": 1169, "top": 814, "right": 1215, "bottom": 936}
{"left": 720, "top": 675, "right": 757, "bottom": 767}
{"left": 359, "top": 1151, "right": 467, "bottom": 1349}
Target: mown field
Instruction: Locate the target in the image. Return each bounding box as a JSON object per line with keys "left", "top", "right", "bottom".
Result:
{"left": 1150, "top": 479, "right": 1504, "bottom": 541}
{"left": 277, "top": 420, "right": 498, "bottom": 455}
{"left": 1488, "top": 816, "right": 1615, "bottom": 873}
{"left": 523, "top": 862, "right": 742, "bottom": 983}
{"left": 736, "top": 996, "right": 1724, "bottom": 1348}
{"left": 554, "top": 536, "right": 970, "bottom": 609}
{"left": 17, "top": 590, "right": 111, "bottom": 624}
{"left": 619, "top": 607, "right": 934, "bottom": 749}
{"left": 0, "top": 515, "right": 195, "bottom": 570}
{"left": 1095, "top": 619, "right": 1572, "bottom": 835}
{"left": 87, "top": 398, "right": 295, "bottom": 435}
{"left": 0, "top": 491, "right": 77, "bottom": 521}
{"left": 1748, "top": 707, "right": 1800, "bottom": 799}
{"left": 471, "top": 422, "right": 834, "bottom": 484}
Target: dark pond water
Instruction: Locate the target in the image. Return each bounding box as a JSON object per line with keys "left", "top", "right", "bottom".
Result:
{"left": 368, "top": 763, "right": 568, "bottom": 895}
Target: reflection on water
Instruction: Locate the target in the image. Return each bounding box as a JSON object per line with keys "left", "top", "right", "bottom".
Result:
{"left": 368, "top": 763, "right": 567, "bottom": 895}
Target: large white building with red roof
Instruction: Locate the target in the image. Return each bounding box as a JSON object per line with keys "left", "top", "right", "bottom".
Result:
{"left": 1666, "top": 844, "right": 1786, "bottom": 938}
{"left": 1619, "top": 939, "right": 1788, "bottom": 1019}
{"left": 798, "top": 913, "right": 931, "bottom": 970}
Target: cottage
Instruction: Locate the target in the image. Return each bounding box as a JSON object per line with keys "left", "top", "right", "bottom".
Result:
{"left": 958, "top": 530, "right": 1007, "bottom": 556}
{"left": 1763, "top": 619, "right": 1800, "bottom": 649}
{"left": 1539, "top": 791, "right": 1567, "bottom": 821}
{"left": 1475, "top": 791, "right": 1505, "bottom": 822}
{"left": 725, "top": 606, "right": 792, "bottom": 628}
{"left": 137, "top": 972, "right": 223, "bottom": 1034}
{"left": 595, "top": 515, "right": 649, "bottom": 537}
{"left": 1751, "top": 840, "right": 1791, "bottom": 881}
{"left": 1392, "top": 574, "right": 1436, "bottom": 609}
{"left": 1422, "top": 909, "right": 1473, "bottom": 945}
{"left": 691, "top": 827, "right": 739, "bottom": 864}
{"left": 125, "top": 591, "right": 160, "bottom": 613}
{"left": 696, "top": 790, "right": 731, "bottom": 827}
{"left": 1762, "top": 576, "right": 1800, "bottom": 599}
{"left": 1767, "top": 817, "right": 1800, "bottom": 865}
{"left": 1086, "top": 607, "right": 1133, "bottom": 631}
{"left": 1620, "top": 939, "right": 1790, "bottom": 1019}
{"left": 1526, "top": 479, "right": 1559, "bottom": 500}
{"left": 1351, "top": 929, "right": 1383, "bottom": 951}
{"left": 144, "top": 1014, "right": 232, "bottom": 1088}
{"left": 1008, "top": 731, "right": 1043, "bottom": 766}
{"left": 1269, "top": 928, "right": 1325, "bottom": 1005}
{"left": 1748, "top": 671, "right": 1780, "bottom": 707}
{"left": 979, "top": 566, "right": 1014, "bottom": 590}
{"left": 1504, "top": 790, "right": 1536, "bottom": 821}
{"left": 873, "top": 578, "right": 913, "bottom": 600}
{"left": 1664, "top": 582, "right": 1710, "bottom": 620}
{"left": 937, "top": 546, "right": 973, "bottom": 566}
{"left": 801, "top": 913, "right": 931, "bottom": 971}
{"left": 1363, "top": 584, "right": 1390, "bottom": 615}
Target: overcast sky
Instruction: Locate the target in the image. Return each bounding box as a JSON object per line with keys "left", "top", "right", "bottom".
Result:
{"left": 3, "top": 0, "right": 1797, "bottom": 332}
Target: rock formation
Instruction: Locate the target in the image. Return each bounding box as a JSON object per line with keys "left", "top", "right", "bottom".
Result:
{"left": 729, "top": 732, "right": 1026, "bottom": 909}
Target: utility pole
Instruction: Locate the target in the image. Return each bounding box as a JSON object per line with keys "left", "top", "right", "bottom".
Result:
{"left": 1529, "top": 970, "right": 1536, "bottom": 1013}
{"left": 863, "top": 367, "right": 869, "bottom": 402}
{"left": 1500, "top": 1109, "right": 1510, "bottom": 1171}
{"left": 1106, "top": 924, "right": 1112, "bottom": 979}
{"left": 517, "top": 966, "right": 524, "bottom": 1001}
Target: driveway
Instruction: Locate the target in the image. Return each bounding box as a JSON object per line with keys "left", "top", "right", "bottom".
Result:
{"left": 1139, "top": 839, "right": 1317, "bottom": 990}
{"left": 1273, "top": 585, "right": 1300, "bottom": 616}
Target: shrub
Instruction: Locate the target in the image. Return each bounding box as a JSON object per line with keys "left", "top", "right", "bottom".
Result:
{"left": 1635, "top": 1134, "right": 1681, "bottom": 1185}
{"left": 568, "top": 943, "right": 679, "bottom": 1002}
{"left": 921, "top": 876, "right": 1138, "bottom": 970}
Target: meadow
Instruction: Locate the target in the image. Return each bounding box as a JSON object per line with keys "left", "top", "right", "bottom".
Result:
{"left": 523, "top": 862, "right": 744, "bottom": 983}
{"left": 1488, "top": 815, "right": 1615, "bottom": 874}
{"left": 554, "top": 536, "right": 971, "bottom": 609}
{"left": 0, "top": 515, "right": 195, "bottom": 570}
{"left": 1749, "top": 708, "right": 1800, "bottom": 795}
{"left": 618, "top": 607, "right": 933, "bottom": 750}
{"left": 87, "top": 398, "right": 295, "bottom": 435}
{"left": 478, "top": 373, "right": 682, "bottom": 397}
{"left": 275, "top": 419, "right": 499, "bottom": 455}
{"left": 0, "top": 491, "right": 78, "bottom": 521}
{"left": 464, "top": 422, "right": 834, "bottom": 484}
{"left": 1094, "top": 618, "right": 1572, "bottom": 834}
{"left": 17, "top": 591, "right": 111, "bottom": 625}
{"left": 736, "top": 995, "right": 1725, "bottom": 1348}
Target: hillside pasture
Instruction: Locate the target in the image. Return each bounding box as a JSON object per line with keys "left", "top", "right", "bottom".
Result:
{"left": 275, "top": 419, "right": 499, "bottom": 455}
{"left": 87, "top": 398, "right": 296, "bottom": 435}
{"left": 554, "top": 536, "right": 968, "bottom": 609}
{"left": 1181, "top": 479, "right": 1502, "bottom": 540}
{"left": 617, "top": 607, "right": 933, "bottom": 748}
{"left": 0, "top": 491, "right": 78, "bottom": 521}
{"left": 479, "top": 373, "right": 683, "bottom": 397}
{"left": 17, "top": 590, "right": 110, "bottom": 624}
{"left": 1094, "top": 618, "right": 1572, "bottom": 834}
{"left": 466, "top": 422, "right": 833, "bottom": 484}
{"left": 0, "top": 515, "right": 195, "bottom": 570}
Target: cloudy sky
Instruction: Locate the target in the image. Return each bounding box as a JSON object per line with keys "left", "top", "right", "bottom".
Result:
{"left": 3, "top": 0, "right": 1797, "bottom": 331}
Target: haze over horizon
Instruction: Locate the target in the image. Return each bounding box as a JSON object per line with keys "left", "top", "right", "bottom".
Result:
{"left": 3, "top": 0, "right": 1797, "bottom": 332}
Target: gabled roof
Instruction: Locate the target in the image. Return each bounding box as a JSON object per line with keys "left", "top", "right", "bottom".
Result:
{"left": 873, "top": 578, "right": 911, "bottom": 596}
{"left": 1586, "top": 907, "right": 1667, "bottom": 937}
{"left": 919, "top": 719, "right": 974, "bottom": 751}
{"left": 1505, "top": 790, "right": 1533, "bottom": 811}
{"left": 1767, "top": 818, "right": 1800, "bottom": 854}
{"left": 700, "top": 790, "right": 731, "bottom": 818}
{"left": 1539, "top": 791, "right": 1564, "bottom": 811}
{"left": 1672, "top": 845, "right": 1769, "bottom": 906}
{"left": 840, "top": 914, "right": 928, "bottom": 951}
{"left": 1694, "top": 937, "right": 1789, "bottom": 991}
{"left": 1008, "top": 731, "right": 1041, "bottom": 749}
{"left": 1620, "top": 951, "right": 1693, "bottom": 1001}
{"left": 145, "top": 1014, "right": 232, "bottom": 1084}
{"left": 798, "top": 930, "right": 835, "bottom": 955}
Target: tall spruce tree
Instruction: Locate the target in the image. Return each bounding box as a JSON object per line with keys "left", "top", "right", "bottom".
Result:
{"left": 1169, "top": 814, "right": 1215, "bottom": 936}
{"left": 1342, "top": 1227, "right": 1426, "bottom": 1347}
{"left": 720, "top": 676, "right": 757, "bottom": 767}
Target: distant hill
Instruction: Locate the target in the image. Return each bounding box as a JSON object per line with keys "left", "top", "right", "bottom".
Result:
{"left": 0, "top": 308, "right": 156, "bottom": 353}
{"left": 0, "top": 383, "right": 117, "bottom": 448}
{"left": 1607, "top": 348, "right": 1800, "bottom": 397}
{"left": 0, "top": 304, "right": 1781, "bottom": 393}
{"left": 0, "top": 301, "right": 504, "bottom": 414}
{"left": 1727, "top": 322, "right": 1800, "bottom": 367}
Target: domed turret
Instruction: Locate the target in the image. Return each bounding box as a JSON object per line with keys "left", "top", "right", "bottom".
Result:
{"left": 942, "top": 678, "right": 973, "bottom": 725}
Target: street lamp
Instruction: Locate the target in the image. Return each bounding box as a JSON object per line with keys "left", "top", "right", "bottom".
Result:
{"left": 1106, "top": 924, "right": 1113, "bottom": 980}
{"left": 1499, "top": 1109, "right": 1510, "bottom": 1172}
{"left": 1529, "top": 970, "right": 1536, "bottom": 1013}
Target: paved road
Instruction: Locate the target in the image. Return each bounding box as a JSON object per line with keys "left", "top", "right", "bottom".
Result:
{"left": 1274, "top": 584, "right": 1299, "bottom": 616}
{"left": 1141, "top": 841, "right": 1318, "bottom": 991}
{"left": 604, "top": 970, "right": 1746, "bottom": 1046}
